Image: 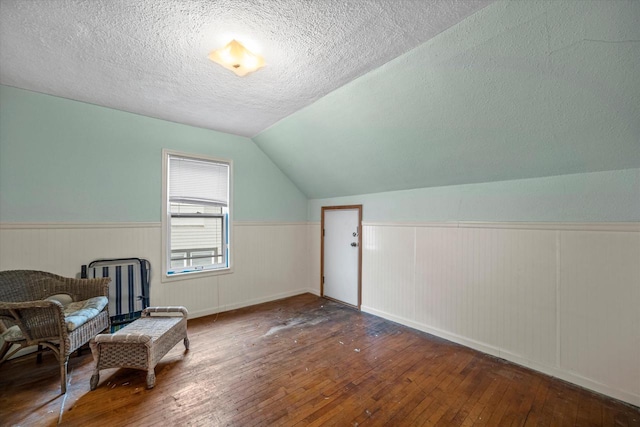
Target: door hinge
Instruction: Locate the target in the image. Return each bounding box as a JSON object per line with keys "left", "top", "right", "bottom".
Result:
{"left": 322, "top": 276, "right": 324, "bottom": 284}
{"left": 323, "top": 229, "right": 325, "bottom": 237}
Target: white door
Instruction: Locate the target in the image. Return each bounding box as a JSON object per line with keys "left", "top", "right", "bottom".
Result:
{"left": 323, "top": 207, "right": 360, "bottom": 307}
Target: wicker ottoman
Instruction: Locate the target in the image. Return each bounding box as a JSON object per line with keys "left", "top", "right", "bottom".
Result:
{"left": 89, "top": 306, "right": 189, "bottom": 390}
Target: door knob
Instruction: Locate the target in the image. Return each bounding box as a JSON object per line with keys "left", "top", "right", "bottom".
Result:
{"left": 351, "top": 242, "right": 358, "bottom": 247}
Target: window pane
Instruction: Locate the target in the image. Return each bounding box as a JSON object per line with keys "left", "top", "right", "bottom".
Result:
{"left": 170, "top": 252, "right": 187, "bottom": 269}
{"left": 170, "top": 213, "right": 224, "bottom": 270}
{"left": 171, "top": 216, "right": 222, "bottom": 250}
{"left": 164, "top": 151, "right": 231, "bottom": 276}
{"left": 191, "top": 249, "right": 217, "bottom": 266}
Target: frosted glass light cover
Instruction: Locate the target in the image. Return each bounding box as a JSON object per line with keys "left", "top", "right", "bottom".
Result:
{"left": 208, "top": 40, "right": 265, "bottom": 77}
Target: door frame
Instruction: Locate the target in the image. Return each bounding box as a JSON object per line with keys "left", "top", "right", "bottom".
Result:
{"left": 321, "top": 205, "right": 363, "bottom": 309}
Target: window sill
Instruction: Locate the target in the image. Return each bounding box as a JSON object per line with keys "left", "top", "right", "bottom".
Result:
{"left": 161, "top": 266, "right": 234, "bottom": 283}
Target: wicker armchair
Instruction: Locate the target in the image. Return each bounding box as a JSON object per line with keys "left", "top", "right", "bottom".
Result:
{"left": 0, "top": 270, "right": 110, "bottom": 393}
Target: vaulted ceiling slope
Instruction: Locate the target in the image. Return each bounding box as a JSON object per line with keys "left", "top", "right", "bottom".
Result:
{"left": 254, "top": 0, "right": 640, "bottom": 199}
{"left": 0, "top": 0, "right": 491, "bottom": 138}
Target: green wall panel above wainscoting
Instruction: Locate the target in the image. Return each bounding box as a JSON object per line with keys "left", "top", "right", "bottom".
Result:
{"left": 0, "top": 85, "right": 307, "bottom": 223}
{"left": 307, "top": 168, "right": 640, "bottom": 223}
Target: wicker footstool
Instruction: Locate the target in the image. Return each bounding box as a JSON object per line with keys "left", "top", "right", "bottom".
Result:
{"left": 89, "top": 306, "right": 189, "bottom": 390}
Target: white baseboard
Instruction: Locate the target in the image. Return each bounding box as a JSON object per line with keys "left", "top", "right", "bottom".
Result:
{"left": 306, "top": 288, "right": 321, "bottom": 296}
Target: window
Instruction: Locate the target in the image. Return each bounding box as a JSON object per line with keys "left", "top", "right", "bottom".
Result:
{"left": 162, "top": 150, "right": 232, "bottom": 277}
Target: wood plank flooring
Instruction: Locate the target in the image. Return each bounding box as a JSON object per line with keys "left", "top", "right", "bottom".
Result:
{"left": 1, "top": 293, "right": 638, "bottom": 426}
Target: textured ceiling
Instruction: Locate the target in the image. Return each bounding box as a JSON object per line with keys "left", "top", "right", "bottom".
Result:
{"left": 0, "top": 0, "right": 492, "bottom": 138}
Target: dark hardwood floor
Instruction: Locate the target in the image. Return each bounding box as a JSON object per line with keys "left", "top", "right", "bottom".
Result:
{"left": 1, "top": 293, "right": 638, "bottom": 426}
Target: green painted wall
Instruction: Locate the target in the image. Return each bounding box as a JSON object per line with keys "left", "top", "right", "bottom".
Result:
{"left": 1, "top": 85, "right": 636, "bottom": 225}
{"left": 0, "top": 85, "right": 307, "bottom": 222}
{"left": 255, "top": 0, "right": 640, "bottom": 200}
{"left": 308, "top": 168, "right": 640, "bottom": 222}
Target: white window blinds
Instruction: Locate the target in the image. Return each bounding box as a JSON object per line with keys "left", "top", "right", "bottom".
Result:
{"left": 169, "top": 156, "right": 229, "bottom": 207}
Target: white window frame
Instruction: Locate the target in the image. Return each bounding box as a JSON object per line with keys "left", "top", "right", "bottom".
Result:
{"left": 161, "top": 149, "right": 233, "bottom": 282}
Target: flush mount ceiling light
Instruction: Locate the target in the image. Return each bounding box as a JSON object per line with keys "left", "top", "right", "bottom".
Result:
{"left": 208, "top": 39, "right": 265, "bottom": 77}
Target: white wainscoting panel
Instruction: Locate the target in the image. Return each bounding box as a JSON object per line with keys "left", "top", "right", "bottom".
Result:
{"left": 0, "top": 222, "right": 311, "bottom": 320}
{"left": 414, "top": 227, "right": 460, "bottom": 335}
{"left": 2, "top": 221, "right": 638, "bottom": 405}
{"left": 360, "top": 222, "right": 640, "bottom": 407}
{"left": 559, "top": 231, "right": 640, "bottom": 402}
{"left": 216, "top": 223, "right": 309, "bottom": 316}
{"left": 0, "top": 223, "right": 164, "bottom": 302}
{"left": 161, "top": 273, "right": 222, "bottom": 318}
{"left": 362, "top": 225, "right": 416, "bottom": 318}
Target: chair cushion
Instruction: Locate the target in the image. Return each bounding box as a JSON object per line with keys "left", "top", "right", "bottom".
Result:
{"left": 63, "top": 296, "right": 108, "bottom": 331}
{"left": 45, "top": 293, "right": 74, "bottom": 306}
{"left": 1, "top": 325, "right": 24, "bottom": 342}
{"left": 0, "top": 296, "right": 108, "bottom": 340}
